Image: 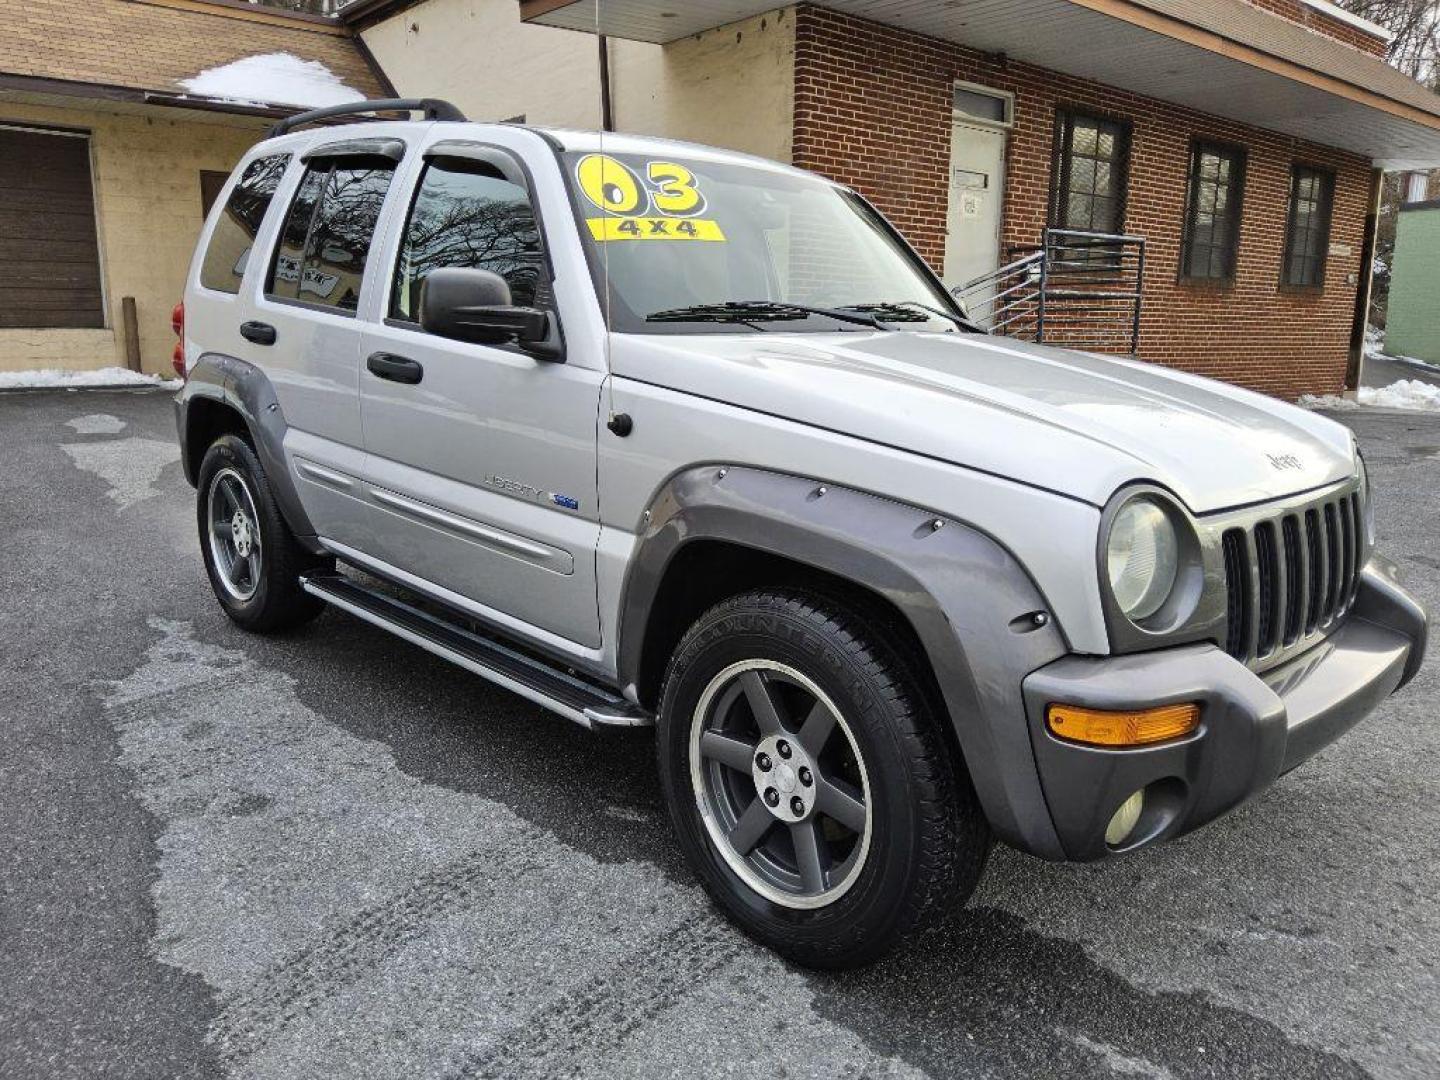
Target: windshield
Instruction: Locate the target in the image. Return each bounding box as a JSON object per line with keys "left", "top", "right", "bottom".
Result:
{"left": 560, "top": 150, "right": 965, "bottom": 334}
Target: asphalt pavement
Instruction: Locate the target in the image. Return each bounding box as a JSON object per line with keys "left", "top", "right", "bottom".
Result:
{"left": 1, "top": 387, "right": 1437, "bottom": 1080}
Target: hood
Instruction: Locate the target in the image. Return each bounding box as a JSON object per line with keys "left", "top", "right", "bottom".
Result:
{"left": 609, "top": 329, "right": 1357, "bottom": 514}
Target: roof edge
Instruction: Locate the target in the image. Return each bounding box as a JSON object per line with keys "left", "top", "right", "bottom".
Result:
{"left": 339, "top": 0, "right": 428, "bottom": 29}
{"left": 122, "top": 0, "right": 349, "bottom": 35}
{"left": 1300, "top": 0, "right": 1395, "bottom": 44}
{"left": 1073, "top": 0, "right": 1440, "bottom": 130}
{"left": 0, "top": 72, "right": 298, "bottom": 122}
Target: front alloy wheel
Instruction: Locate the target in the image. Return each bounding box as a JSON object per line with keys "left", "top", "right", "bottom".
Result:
{"left": 690, "top": 660, "right": 871, "bottom": 909}
{"left": 659, "top": 589, "right": 991, "bottom": 969}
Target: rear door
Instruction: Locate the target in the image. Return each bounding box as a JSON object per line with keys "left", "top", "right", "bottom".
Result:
{"left": 249, "top": 138, "right": 406, "bottom": 547}
{"left": 356, "top": 140, "right": 604, "bottom": 650}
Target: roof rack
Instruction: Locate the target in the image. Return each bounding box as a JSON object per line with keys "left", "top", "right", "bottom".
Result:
{"left": 266, "top": 98, "right": 466, "bottom": 138}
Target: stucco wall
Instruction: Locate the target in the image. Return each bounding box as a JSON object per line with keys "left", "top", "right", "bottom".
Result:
{"left": 1384, "top": 205, "right": 1440, "bottom": 365}
{"left": 0, "top": 99, "right": 261, "bottom": 374}
{"left": 359, "top": 0, "right": 795, "bottom": 161}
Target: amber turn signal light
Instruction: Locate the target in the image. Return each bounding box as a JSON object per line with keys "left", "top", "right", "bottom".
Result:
{"left": 1046, "top": 702, "right": 1200, "bottom": 747}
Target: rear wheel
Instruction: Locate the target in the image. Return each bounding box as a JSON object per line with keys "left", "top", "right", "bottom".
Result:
{"left": 658, "top": 589, "right": 990, "bottom": 969}
{"left": 197, "top": 434, "right": 327, "bottom": 632}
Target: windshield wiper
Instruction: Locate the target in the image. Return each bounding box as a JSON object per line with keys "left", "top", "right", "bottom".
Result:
{"left": 645, "top": 300, "right": 889, "bottom": 330}
{"left": 841, "top": 301, "right": 981, "bottom": 333}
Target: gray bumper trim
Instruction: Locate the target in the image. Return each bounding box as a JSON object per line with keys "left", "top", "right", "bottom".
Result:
{"left": 1020, "top": 558, "right": 1425, "bottom": 861}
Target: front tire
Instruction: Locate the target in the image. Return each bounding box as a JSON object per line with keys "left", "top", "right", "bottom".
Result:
{"left": 657, "top": 589, "right": 990, "bottom": 969}
{"left": 196, "top": 434, "right": 327, "bottom": 632}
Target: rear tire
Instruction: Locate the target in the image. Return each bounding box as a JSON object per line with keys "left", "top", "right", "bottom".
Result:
{"left": 196, "top": 434, "right": 328, "bottom": 632}
{"left": 657, "top": 588, "right": 990, "bottom": 969}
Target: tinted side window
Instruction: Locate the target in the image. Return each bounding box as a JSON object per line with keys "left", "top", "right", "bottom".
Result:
{"left": 391, "top": 157, "right": 547, "bottom": 322}
{"left": 199, "top": 154, "right": 290, "bottom": 294}
{"left": 268, "top": 161, "right": 396, "bottom": 313}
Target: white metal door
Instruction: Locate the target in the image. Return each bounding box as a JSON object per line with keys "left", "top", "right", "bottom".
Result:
{"left": 943, "top": 121, "right": 1006, "bottom": 291}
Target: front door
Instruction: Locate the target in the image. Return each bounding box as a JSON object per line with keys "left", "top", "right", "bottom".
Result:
{"left": 943, "top": 120, "right": 1006, "bottom": 295}
{"left": 357, "top": 147, "right": 604, "bottom": 650}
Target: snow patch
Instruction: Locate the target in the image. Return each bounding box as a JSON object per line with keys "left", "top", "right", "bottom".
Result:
{"left": 178, "top": 53, "right": 365, "bottom": 110}
{"left": 1301, "top": 380, "right": 1440, "bottom": 412}
{"left": 0, "top": 367, "right": 180, "bottom": 391}
{"left": 66, "top": 413, "right": 127, "bottom": 434}
{"left": 61, "top": 438, "right": 179, "bottom": 508}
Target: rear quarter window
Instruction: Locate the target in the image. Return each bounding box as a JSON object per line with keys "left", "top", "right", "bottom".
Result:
{"left": 199, "top": 154, "right": 291, "bottom": 295}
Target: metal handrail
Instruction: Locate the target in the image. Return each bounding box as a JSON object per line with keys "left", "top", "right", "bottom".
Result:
{"left": 952, "top": 229, "right": 1146, "bottom": 354}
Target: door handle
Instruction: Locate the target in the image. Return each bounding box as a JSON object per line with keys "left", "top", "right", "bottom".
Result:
{"left": 240, "top": 320, "right": 277, "bottom": 346}
{"left": 367, "top": 351, "right": 424, "bottom": 385}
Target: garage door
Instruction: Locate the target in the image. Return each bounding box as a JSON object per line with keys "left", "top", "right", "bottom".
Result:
{"left": 0, "top": 125, "right": 104, "bottom": 329}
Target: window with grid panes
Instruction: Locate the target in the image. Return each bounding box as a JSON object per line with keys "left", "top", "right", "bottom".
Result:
{"left": 1181, "top": 142, "right": 1246, "bottom": 281}
{"left": 1051, "top": 112, "right": 1130, "bottom": 234}
{"left": 1283, "top": 166, "right": 1335, "bottom": 287}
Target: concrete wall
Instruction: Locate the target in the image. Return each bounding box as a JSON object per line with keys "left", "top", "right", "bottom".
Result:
{"left": 0, "top": 98, "right": 261, "bottom": 374}
{"left": 359, "top": 0, "right": 795, "bottom": 161}
{"left": 1384, "top": 204, "right": 1440, "bottom": 365}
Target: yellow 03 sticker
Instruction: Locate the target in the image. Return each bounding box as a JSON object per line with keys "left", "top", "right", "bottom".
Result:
{"left": 586, "top": 217, "right": 727, "bottom": 242}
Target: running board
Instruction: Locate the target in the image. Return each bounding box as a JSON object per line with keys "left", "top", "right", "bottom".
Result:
{"left": 300, "top": 571, "right": 652, "bottom": 730}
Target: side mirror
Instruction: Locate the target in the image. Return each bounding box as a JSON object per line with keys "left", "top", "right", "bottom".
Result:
{"left": 419, "top": 267, "right": 563, "bottom": 361}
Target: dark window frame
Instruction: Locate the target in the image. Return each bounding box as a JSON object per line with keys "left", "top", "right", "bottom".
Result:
{"left": 1179, "top": 139, "right": 1248, "bottom": 285}
{"left": 263, "top": 155, "right": 399, "bottom": 317}
{"left": 199, "top": 170, "right": 229, "bottom": 219}
{"left": 1282, "top": 163, "right": 1336, "bottom": 290}
{"left": 1049, "top": 108, "right": 1133, "bottom": 235}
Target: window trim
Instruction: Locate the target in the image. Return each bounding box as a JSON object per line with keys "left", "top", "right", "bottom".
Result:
{"left": 263, "top": 156, "right": 400, "bottom": 318}
{"left": 952, "top": 80, "right": 1014, "bottom": 129}
{"left": 1281, "top": 163, "right": 1336, "bottom": 291}
{"left": 1049, "top": 107, "right": 1132, "bottom": 235}
{"left": 1178, "top": 139, "right": 1248, "bottom": 286}
{"left": 383, "top": 139, "right": 562, "bottom": 354}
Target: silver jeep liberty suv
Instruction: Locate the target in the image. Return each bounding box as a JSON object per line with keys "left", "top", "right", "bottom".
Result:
{"left": 173, "top": 100, "right": 1427, "bottom": 968}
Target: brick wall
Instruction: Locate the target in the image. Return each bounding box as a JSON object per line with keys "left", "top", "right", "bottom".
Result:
{"left": 1244, "top": 0, "right": 1391, "bottom": 57}
{"left": 792, "top": 5, "right": 1374, "bottom": 399}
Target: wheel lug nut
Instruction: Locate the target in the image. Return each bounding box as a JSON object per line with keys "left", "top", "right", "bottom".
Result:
{"left": 798, "top": 767, "right": 812, "bottom": 787}
{"left": 776, "top": 740, "right": 792, "bottom": 759}
{"left": 763, "top": 788, "right": 779, "bottom": 807}
{"left": 790, "top": 796, "right": 805, "bottom": 817}
{"left": 755, "top": 752, "right": 772, "bottom": 771}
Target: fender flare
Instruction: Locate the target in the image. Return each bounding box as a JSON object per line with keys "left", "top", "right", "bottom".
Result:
{"left": 177, "top": 352, "right": 320, "bottom": 548}
{"left": 616, "top": 465, "right": 1072, "bottom": 859}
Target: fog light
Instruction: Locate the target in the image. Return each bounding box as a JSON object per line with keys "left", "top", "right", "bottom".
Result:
{"left": 1105, "top": 789, "right": 1145, "bottom": 846}
{"left": 1046, "top": 702, "right": 1199, "bottom": 747}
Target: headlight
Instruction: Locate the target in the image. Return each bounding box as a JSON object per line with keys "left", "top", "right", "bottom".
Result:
{"left": 1106, "top": 497, "right": 1180, "bottom": 620}
{"left": 1358, "top": 451, "right": 1376, "bottom": 545}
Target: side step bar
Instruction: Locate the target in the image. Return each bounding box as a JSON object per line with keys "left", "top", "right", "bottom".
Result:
{"left": 300, "top": 571, "right": 652, "bottom": 730}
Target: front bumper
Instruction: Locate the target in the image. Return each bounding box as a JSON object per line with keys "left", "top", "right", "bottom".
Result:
{"left": 1021, "top": 557, "right": 1427, "bottom": 861}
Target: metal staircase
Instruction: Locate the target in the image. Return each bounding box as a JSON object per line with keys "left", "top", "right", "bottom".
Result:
{"left": 953, "top": 229, "right": 1146, "bottom": 354}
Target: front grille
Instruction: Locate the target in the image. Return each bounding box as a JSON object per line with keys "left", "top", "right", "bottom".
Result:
{"left": 1221, "top": 486, "right": 1364, "bottom": 668}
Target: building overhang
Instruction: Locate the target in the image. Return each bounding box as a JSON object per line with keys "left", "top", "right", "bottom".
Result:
{"left": 0, "top": 74, "right": 309, "bottom": 127}
{"left": 520, "top": 0, "right": 1440, "bottom": 169}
